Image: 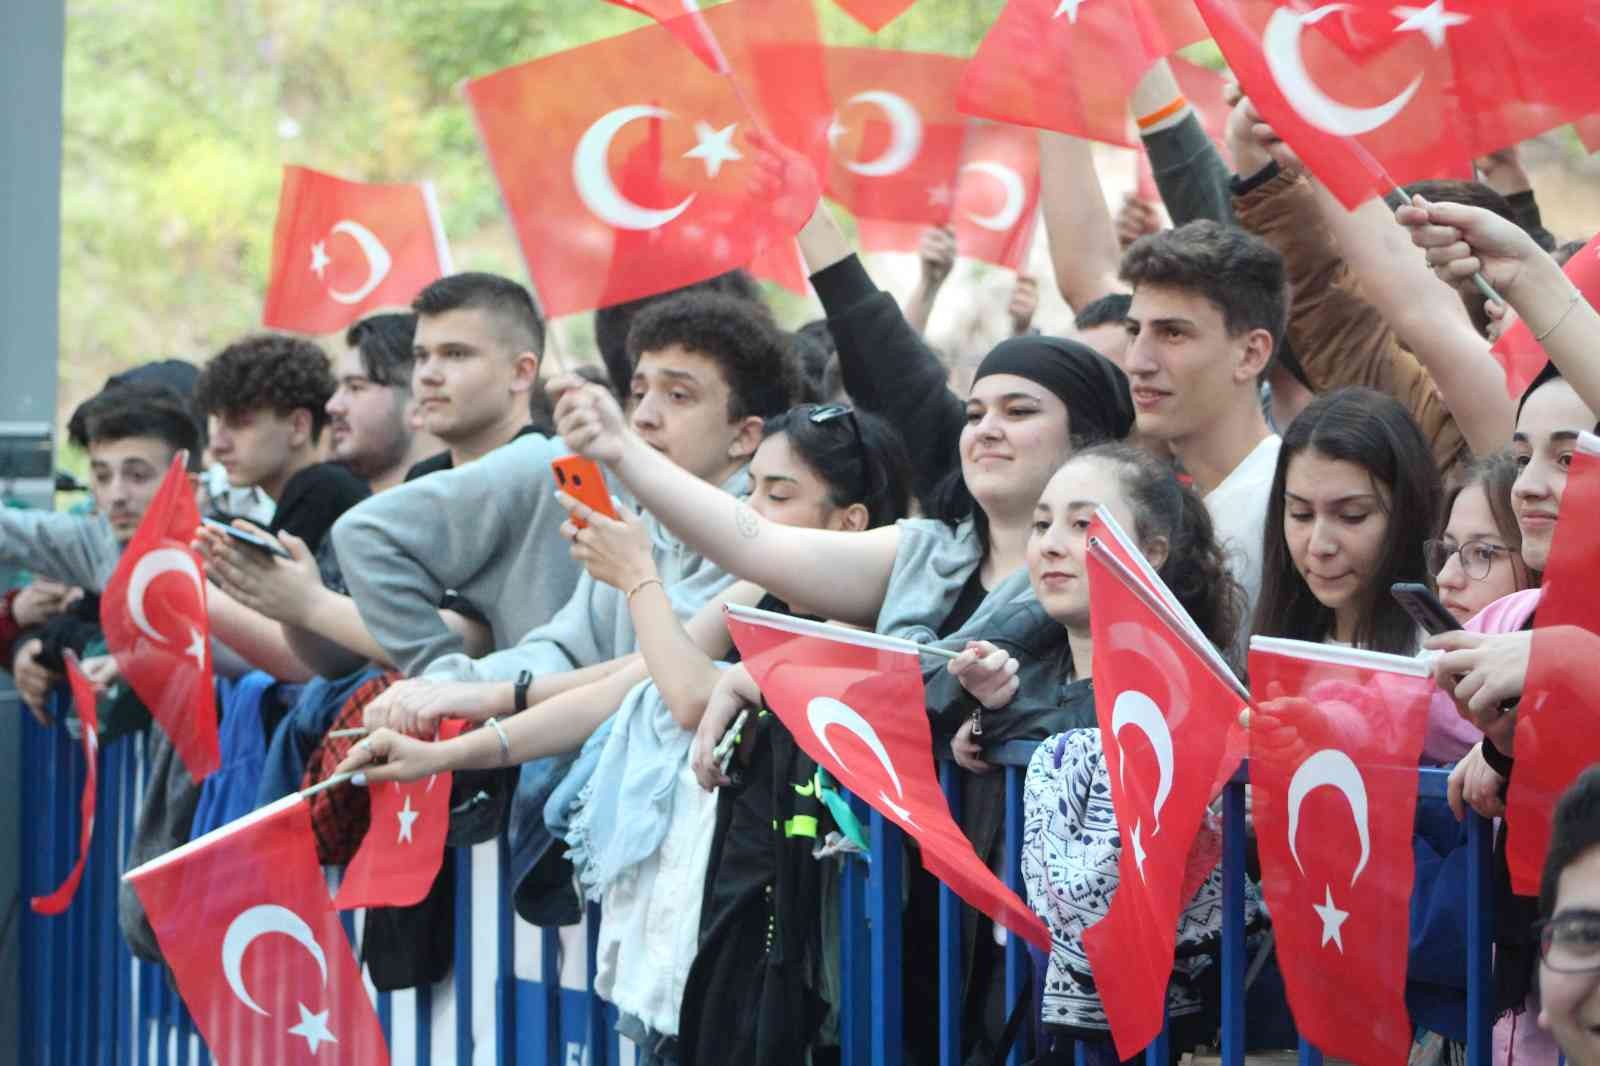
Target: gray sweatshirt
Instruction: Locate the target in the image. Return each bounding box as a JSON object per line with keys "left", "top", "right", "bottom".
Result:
{"left": 0, "top": 507, "right": 123, "bottom": 591}
{"left": 331, "top": 433, "right": 586, "bottom": 675}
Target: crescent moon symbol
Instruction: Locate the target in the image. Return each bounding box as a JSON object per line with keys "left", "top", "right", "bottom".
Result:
{"left": 220, "top": 904, "right": 329, "bottom": 1017}
{"left": 126, "top": 547, "right": 205, "bottom": 646}
{"left": 960, "top": 162, "right": 1026, "bottom": 233}
{"left": 1110, "top": 690, "right": 1174, "bottom": 835}
{"left": 1263, "top": 4, "right": 1423, "bottom": 137}
{"left": 573, "top": 105, "right": 696, "bottom": 231}
{"left": 326, "top": 220, "right": 394, "bottom": 305}
{"left": 806, "top": 696, "right": 905, "bottom": 799}
{"left": 841, "top": 91, "right": 924, "bottom": 178}
{"left": 1287, "top": 748, "right": 1372, "bottom": 886}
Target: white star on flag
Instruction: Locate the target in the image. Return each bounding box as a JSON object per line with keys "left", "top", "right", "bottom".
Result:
{"left": 1391, "top": 2, "right": 1469, "bottom": 48}
{"left": 309, "top": 241, "right": 330, "bottom": 279}
{"left": 1054, "top": 0, "right": 1086, "bottom": 21}
{"left": 287, "top": 1003, "right": 337, "bottom": 1053}
{"left": 185, "top": 627, "right": 207, "bottom": 671}
{"left": 1313, "top": 884, "right": 1351, "bottom": 951}
{"left": 396, "top": 794, "right": 420, "bottom": 844}
{"left": 683, "top": 121, "right": 742, "bottom": 179}
{"left": 1130, "top": 819, "right": 1149, "bottom": 880}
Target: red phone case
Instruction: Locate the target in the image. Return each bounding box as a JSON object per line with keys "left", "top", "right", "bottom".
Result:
{"left": 551, "top": 457, "right": 618, "bottom": 528}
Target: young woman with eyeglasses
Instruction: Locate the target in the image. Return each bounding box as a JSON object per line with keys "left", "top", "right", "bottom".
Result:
{"left": 1430, "top": 451, "right": 1537, "bottom": 626}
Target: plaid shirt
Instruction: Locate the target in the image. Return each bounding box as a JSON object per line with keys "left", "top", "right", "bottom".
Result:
{"left": 301, "top": 672, "right": 399, "bottom": 865}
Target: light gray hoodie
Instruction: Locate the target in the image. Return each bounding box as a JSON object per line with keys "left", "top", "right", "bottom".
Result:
{"left": 0, "top": 507, "right": 123, "bottom": 591}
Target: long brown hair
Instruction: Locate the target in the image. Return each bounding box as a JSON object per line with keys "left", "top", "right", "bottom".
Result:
{"left": 1441, "top": 450, "right": 1539, "bottom": 589}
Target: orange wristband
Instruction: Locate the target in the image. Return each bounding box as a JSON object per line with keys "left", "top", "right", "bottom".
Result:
{"left": 1136, "top": 95, "right": 1188, "bottom": 130}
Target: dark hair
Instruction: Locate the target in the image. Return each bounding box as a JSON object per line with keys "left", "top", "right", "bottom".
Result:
{"left": 1120, "top": 220, "right": 1289, "bottom": 353}
{"left": 1254, "top": 387, "right": 1443, "bottom": 654}
{"left": 788, "top": 329, "right": 831, "bottom": 405}
{"left": 69, "top": 384, "right": 204, "bottom": 470}
{"left": 194, "top": 334, "right": 336, "bottom": 442}
{"left": 627, "top": 291, "right": 800, "bottom": 420}
{"left": 1441, "top": 450, "right": 1539, "bottom": 587}
{"left": 593, "top": 270, "right": 765, "bottom": 397}
{"left": 1553, "top": 239, "right": 1589, "bottom": 268}
{"left": 1073, "top": 292, "right": 1132, "bottom": 332}
{"left": 1072, "top": 443, "right": 1245, "bottom": 654}
{"left": 759, "top": 405, "right": 914, "bottom": 529}
{"left": 345, "top": 312, "right": 418, "bottom": 389}
{"left": 1541, "top": 764, "right": 1600, "bottom": 918}
{"left": 412, "top": 272, "right": 544, "bottom": 358}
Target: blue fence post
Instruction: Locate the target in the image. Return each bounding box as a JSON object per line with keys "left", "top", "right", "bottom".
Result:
{"left": 938, "top": 761, "right": 962, "bottom": 1066}
{"left": 1003, "top": 763, "right": 1028, "bottom": 1066}
{"left": 496, "top": 836, "right": 516, "bottom": 1066}
{"left": 415, "top": 979, "right": 433, "bottom": 1066}
{"left": 839, "top": 797, "right": 871, "bottom": 1066}
{"left": 586, "top": 899, "right": 611, "bottom": 1066}
{"left": 1465, "top": 808, "right": 1494, "bottom": 1066}
{"left": 18, "top": 716, "right": 39, "bottom": 1064}
{"left": 456, "top": 852, "right": 475, "bottom": 1065}
{"left": 1221, "top": 776, "right": 1247, "bottom": 1066}
{"left": 868, "top": 808, "right": 904, "bottom": 1066}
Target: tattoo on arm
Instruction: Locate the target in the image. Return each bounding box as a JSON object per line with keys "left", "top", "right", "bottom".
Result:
{"left": 734, "top": 501, "right": 760, "bottom": 541}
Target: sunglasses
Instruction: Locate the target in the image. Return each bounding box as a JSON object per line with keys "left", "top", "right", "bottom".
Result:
{"left": 805, "top": 403, "right": 871, "bottom": 499}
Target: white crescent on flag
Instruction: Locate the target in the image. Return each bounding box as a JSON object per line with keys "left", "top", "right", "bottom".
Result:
{"left": 125, "top": 547, "right": 205, "bottom": 646}
{"left": 1110, "top": 690, "right": 1174, "bottom": 836}
{"left": 220, "top": 904, "right": 329, "bottom": 1016}
{"left": 960, "top": 161, "right": 1026, "bottom": 232}
{"left": 573, "top": 105, "right": 697, "bottom": 231}
{"left": 840, "top": 91, "right": 924, "bottom": 178}
{"left": 325, "top": 220, "right": 393, "bottom": 305}
{"left": 806, "top": 696, "right": 915, "bottom": 823}
{"left": 1262, "top": 4, "right": 1423, "bottom": 136}
{"left": 1286, "top": 747, "right": 1372, "bottom": 885}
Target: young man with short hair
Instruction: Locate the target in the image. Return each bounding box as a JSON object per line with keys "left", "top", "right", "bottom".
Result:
{"left": 1120, "top": 219, "right": 1286, "bottom": 617}
{"left": 327, "top": 312, "right": 440, "bottom": 494}
{"left": 194, "top": 333, "right": 368, "bottom": 553}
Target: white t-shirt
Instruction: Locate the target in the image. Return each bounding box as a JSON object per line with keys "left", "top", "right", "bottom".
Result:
{"left": 1204, "top": 434, "right": 1282, "bottom": 637}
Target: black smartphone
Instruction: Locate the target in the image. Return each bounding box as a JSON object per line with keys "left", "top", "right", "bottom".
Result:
{"left": 1390, "top": 582, "right": 1462, "bottom": 636}
{"left": 203, "top": 517, "right": 293, "bottom": 560}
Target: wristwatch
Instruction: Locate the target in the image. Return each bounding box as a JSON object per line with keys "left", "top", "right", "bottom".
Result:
{"left": 513, "top": 670, "right": 533, "bottom": 713}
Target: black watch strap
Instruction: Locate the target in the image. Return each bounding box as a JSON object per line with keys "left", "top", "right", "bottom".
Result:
{"left": 513, "top": 670, "right": 533, "bottom": 713}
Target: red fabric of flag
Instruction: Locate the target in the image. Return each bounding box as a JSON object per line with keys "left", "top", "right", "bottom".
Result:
{"left": 31, "top": 652, "right": 101, "bottom": 916}
{"left": 1247, "top": 638, "right": 1432, "bottom": 1066}
{"left": 747, "top": 239, "right": 810, "bottom": 295}
{"left": 1195, "top": 0, "right": 1600, "bottom": 209}
{"left": 262, "top": 166, "right": 452, "bottom": 335}
{"left": 604, "top": 0, "right": 731, "bottom": 73}
{"left": 1577, "top": 115, "right": 1600, "bottom": 155}
{"left": 957, "top": 0, "right": 1208, "bottom": 147}
{"left": 125, "top": 795, "right": 389, "bottom": 1065}
{"left": 823, "top": 47, "right": 969, "bottom": 226}
{"left": 832, "top": 0, "right": 918, "bottom": 32}
{"left": 1079, "top": 543, "right": 1246, "bottom": 1058}
{"left": 334, "top": 720, "right": 467, "bottom": 910}
{"left": 1491, "top": 232, "right": 1600, "bottom": 398}
{"left": 725, "top": 607, "right": 1050, "bottom": 950}
{"left": 101, "top": 453, "right": 218, "bottom": 781}
{"left": 466, "top": 0, "right": 831, "bottom": 318}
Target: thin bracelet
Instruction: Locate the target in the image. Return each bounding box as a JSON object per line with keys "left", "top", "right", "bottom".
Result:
{"left": 484, "top": 716, "right": 512, "bottom": 766}
{"left": 1136, "top": 94, "right": 1188, "bottom": 131}
{"left": 627, "top": 576, "right": 664, "bottom": 603}
{"left": 1534, "top": 290, "right": 1583, "bottom": 343}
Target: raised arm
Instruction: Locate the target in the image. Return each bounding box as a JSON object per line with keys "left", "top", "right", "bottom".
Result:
{"left": 1038, "top": 131, "right": 1124, "bottom": 309}
{"left": 204, "top": 584, "right": 315, "bottom": 682}
{"left": 0, "top": 509, "right": 117, "bottom": 591}
{"left": 1132, "top": 59, "right": 1234, "bottom": 228}
{"left": 553, "top": 378, "right": 901, "bottom": 629}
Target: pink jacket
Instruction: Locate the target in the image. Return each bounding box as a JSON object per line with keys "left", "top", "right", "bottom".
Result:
{"left": 1423, "top": 588, "right": 1543, "bottom": 765}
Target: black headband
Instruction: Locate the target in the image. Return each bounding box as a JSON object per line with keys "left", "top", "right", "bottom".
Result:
{"left": 972, "top": 335, "right": 1135, "bottom": 444}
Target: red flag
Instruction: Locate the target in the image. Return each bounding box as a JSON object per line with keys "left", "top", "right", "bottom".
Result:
{"left": 1079, "top": 543, "right": 1246, "bottom": 1058}
{"left": 1577, "top": 115, "right": 1600, "bottom": 154}
{"left": 466, "top": 0, "right": 831, "bottom": 318}
{"left": 1503, "top": 431, "right": 1600, "bottom": 894}
{"left": 747, "top": 239, "right": 810, "bottom": 295}
{"left": 334, "top": 720, "right": 467, "bottom": 910}
{"left": 262, "top": 166, "right": 452, "bottom": 335}
{"left": 1247, "top": 637, "right": 1433, "bottom": 1066}
{"left": 31, "top": 653, "right": 100, "bottom": 916}
{"left": 125, "top": 795, "right": 389, "bottom": 1065}
{"left": 823, "top": 48, "right": 970, "bottom": 225}
{"left": 832, "top": 0, "right": 918, "bottom": 31}
{"left": 101, "top": 453, "right": 218, "bottom": 781}
{"left": 858, "top": 120, "right": 1041, "bottom": 271}
{"left": 724, "top": 604, "right": 1050, "bottom": 950}
{"left": 603, "top": 0, "right": 731, "bottom": 73}
{"left": 1491, "top": 232, "right": 1600, "bottom": 398}
{"left": 957, "top": 0, "right": 1208, "bottom": 147}
{"left": 1195, "top": 0, "right": 1600, "bottom": 208}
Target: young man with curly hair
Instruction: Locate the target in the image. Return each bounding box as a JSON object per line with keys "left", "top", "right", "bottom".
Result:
{"left": 194, "top": 333, "right": 369, "bottom": 554}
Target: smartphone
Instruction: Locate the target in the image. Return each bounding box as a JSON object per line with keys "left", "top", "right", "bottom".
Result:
{"left": 551, "top": 457, "right": 618, "bottom": 529}
{"left": 202, "top": 517, "right": 293, "bottom": 560}
{"left": 1390, "top": 582, "right": 1462, "bottom": 636}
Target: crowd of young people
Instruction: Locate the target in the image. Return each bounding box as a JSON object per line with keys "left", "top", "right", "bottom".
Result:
{"left": 6, "top": 65, "right": 1600, "bottom": 1066}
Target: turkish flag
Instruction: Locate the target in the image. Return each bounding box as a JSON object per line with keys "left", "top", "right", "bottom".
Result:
{"left": 1247, "top": 637, "right": 1433, "bottom": 1066}
{"left": 832, "top": 0, "right": 918, "bottom": 31}
{"left": 957, "top": 0, "right": 1208, "bottom": 147}
{"left": 857, "top": 120, "right": 1041, "bottom": 271}
{"left": 466, "top": 0, "right": 831, "bottom": 318}
{"left": 334, "top": 720, "right": 467, "bottom": 910}
{"left": 262, "top": 166, "right": 453, "bottom": 335}
{"left": 101, "top": 453, "right": 218, "bottom": 781}
{"left": 1079, "top": 542, "right": 1247, "bottom": 1058}
{"left": 823, "top": 48, "right": 969, "bottom": 226}
{"left": 1491, "top": 232, "right": 1600, "bottom": 397}
{"left": 1577, "top": 115, "right": 1600, "bottom": 154}
{"left": 604, "top": 0, "right": 732, "bottom": 72}
{"left": 1503, "top": 431, "right": 1600, "bottom": 894}
{"left": 724, "top": 604, "right": 1051, "bottom": 951}
{"left": 1195, "top": 0, "right": 1600, "bottom": 208}
{"left": 747, "top": 239, "right": 810, "bottom": 295}
{"left": 125, "top": 794, "right": 390, "bottom": 1065}
{"left": 31, "top": 652, "right": 100, "bottom": 916}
